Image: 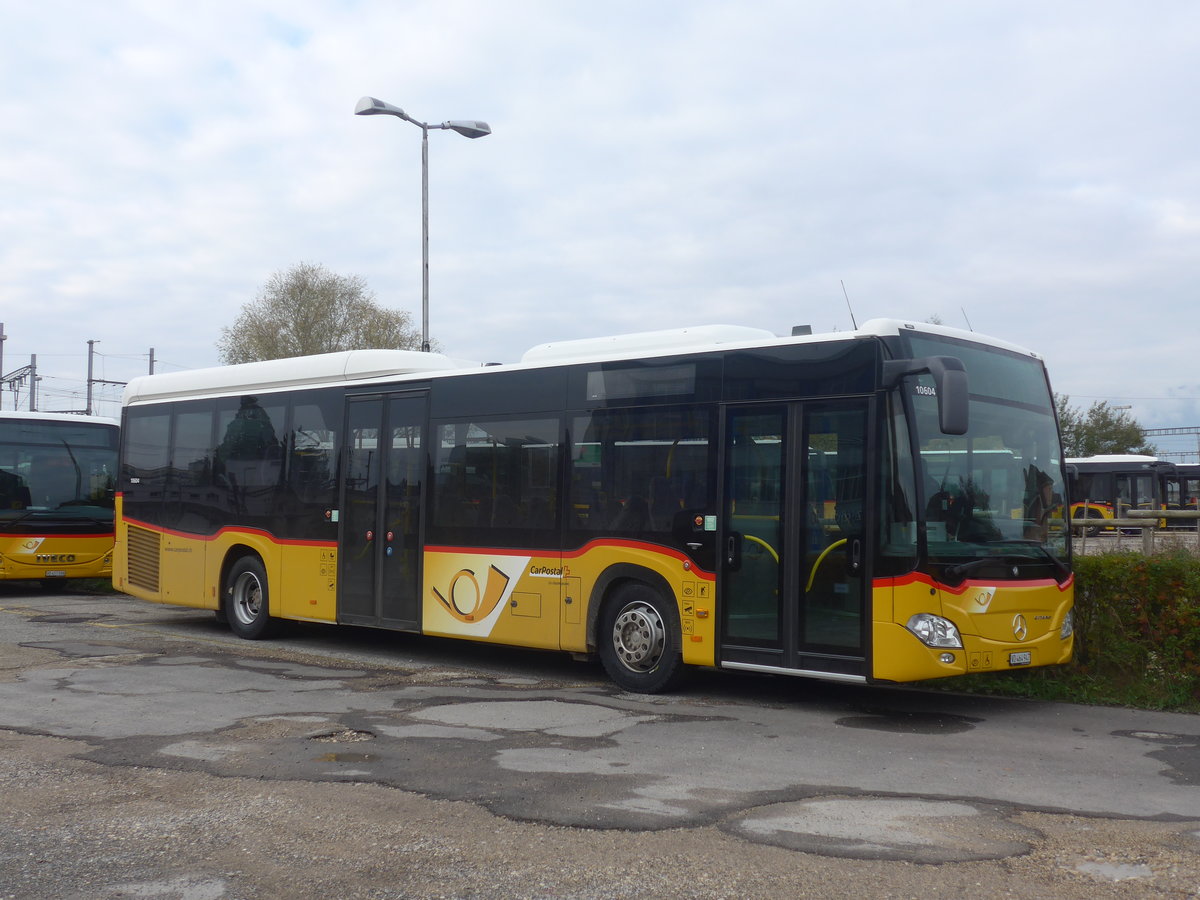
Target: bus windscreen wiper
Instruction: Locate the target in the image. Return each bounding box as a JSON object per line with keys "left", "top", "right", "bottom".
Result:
{"left": 944, "top": 540, "right": 1069, "bottom": 583}
{"left": 996, "top": 539, "right": 1072, "bottom": 581}
{"left": 0, "top": 509, "right": 39, "bottom": 530}
{"left": 0, "top": 507, "right": 111, "bottom": 530}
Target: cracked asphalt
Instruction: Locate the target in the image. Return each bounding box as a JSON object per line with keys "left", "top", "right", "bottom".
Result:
{"left": 1, "top": 585, "right": 1198, "bottom": 898}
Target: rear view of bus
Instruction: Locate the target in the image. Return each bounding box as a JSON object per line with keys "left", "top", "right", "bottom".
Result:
{"left": 0, "top": 411, "right": 119, "bottom": 586}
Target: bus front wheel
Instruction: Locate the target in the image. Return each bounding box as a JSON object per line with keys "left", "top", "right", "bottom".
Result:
{"left": 224, "top": 556, "right": 278, "bottom": 640}
{"left": 599, "top": 583, "right": 685, "bottom": 693}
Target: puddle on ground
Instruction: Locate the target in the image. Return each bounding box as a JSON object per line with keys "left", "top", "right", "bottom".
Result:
{"left": 314, "top": 752, "right": 377, "bottom": 764}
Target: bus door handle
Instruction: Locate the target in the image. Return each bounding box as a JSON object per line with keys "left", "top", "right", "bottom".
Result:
{"left": 726, "top": 533, "right": 742, "bottom": 570}
{"left": 847, "top": 537, "right": 862, "bottom": 574}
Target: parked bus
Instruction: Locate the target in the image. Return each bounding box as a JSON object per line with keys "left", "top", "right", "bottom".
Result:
{"left": 114, "top": 319, "right": 1073, "bottom": 691}
{"left": 1065, "top": 455, "right": 1176, "bottom": 534}
{"left": 1164, "top": 462, "right": 1200, "bottom": 529}
{"left": 0, "top": 410, "right": 119, "bottom": 585}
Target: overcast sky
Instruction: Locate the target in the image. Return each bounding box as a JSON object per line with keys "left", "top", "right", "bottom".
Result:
{"left": 2, "top": 2, "right": 1198, "bottom": 455}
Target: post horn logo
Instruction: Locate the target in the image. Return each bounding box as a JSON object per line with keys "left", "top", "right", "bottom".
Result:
{"left": 432, "top": 565, "right": 511, "bottom": 623}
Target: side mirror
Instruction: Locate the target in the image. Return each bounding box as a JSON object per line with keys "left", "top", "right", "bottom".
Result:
{"left": 881, "top": 355, "right": 969, "bottom": 435}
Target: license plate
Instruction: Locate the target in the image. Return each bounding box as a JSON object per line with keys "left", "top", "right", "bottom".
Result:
{"left": 1009, "top": 651, "right": 1031, "bottom": 666}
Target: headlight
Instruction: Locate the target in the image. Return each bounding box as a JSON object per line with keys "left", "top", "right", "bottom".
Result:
{"left": 1060, "top": 609, "right": 1074, "bottom": 640}
{"left": 906, "top": 613, "right": 963, "bottom": 648}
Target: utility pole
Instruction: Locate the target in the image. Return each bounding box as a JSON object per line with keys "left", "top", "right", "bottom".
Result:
{"left": 0, "top": 321, "right": 5, "bottom": 411}
{"left": 29, "top": 354, "right": 37, "bottom": 412}
{"left": 149, "top": 348, "right": 155, "bottom": 374}
{"left": 83, "top": 339, "right": 127, "bottom": 417}
{"left": 86, "top": 339, "right": 96, "bottom": 415}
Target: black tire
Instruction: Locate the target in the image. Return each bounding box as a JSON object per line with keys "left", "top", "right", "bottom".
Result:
{"left": 223, "top": 556, "right": 278, "bottom": 640}
{"left": 598, "top": 583, "right": 685, "bottom": 693}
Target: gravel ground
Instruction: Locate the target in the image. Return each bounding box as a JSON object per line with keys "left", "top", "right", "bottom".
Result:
{"left": 3, "top": 729, "right": 1199, "bottom": 899}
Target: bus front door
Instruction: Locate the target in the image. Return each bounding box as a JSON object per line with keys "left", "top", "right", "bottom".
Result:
{"left": 720, "top": 400, "right": 869, "bottom": 678}
{"left": 339, "top": 392, "right": 427, "bottom": 630}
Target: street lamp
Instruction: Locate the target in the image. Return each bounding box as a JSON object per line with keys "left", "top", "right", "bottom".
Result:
{"left": 355, "top": 96, "right": 491, "bottom": 353}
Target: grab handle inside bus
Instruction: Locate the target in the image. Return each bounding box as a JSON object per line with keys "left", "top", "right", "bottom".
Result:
{"left": 881, "top": 355, "right": 968, "bottom": 435}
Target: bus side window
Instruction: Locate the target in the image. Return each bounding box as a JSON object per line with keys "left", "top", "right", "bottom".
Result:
{"left": 288, "top": 391, "right": 342, "bottom": 515}
{"left": 430, "top": 417, "right": 560, "bottom": 544}
{"left": 570, "top": 406, "right": 714, "bottom": 539}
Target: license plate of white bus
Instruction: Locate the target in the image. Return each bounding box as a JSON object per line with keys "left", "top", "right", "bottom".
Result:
{"left": 1009, "top": 651, "right": 1031, "bottom": 666}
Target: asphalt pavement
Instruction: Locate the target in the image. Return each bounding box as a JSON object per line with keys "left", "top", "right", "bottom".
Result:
{"left": 1, "top": 584, "right": 1198, "bottom": 899}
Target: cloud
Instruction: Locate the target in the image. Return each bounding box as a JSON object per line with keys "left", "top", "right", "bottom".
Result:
{"left": 0, "top": 1, "right": 1197, "bottom": 433}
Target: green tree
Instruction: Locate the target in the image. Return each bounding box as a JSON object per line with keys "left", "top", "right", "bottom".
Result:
{"left": 217, "top": 262, "right": 426, "bottom": 364}
{"left": 1055, "top": 393, "right": 1155, "bottom": 457}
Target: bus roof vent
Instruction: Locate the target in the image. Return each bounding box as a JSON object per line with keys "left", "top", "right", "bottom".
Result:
{"left": 521, "top": 324, "right": 778, "bottom": 364}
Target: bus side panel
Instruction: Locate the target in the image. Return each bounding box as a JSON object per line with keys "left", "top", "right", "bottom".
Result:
{"left": 114, "top": 510, "right": 217, "bottom": 611}
{"left": 274, "top": 541, "right": 338, "bottom": 623}
{"left": 565, "top": 541, "right": 716, "bottom": 667}
{"left": 423, "top": 548, "right": 560, "bottom": 650}
{"left": 117, "top": 506, "right": 336, "bottom": 624}
{"left": 198, "top": 529, "right": 279, "bottom": 615}
{"left": 422, "top": 542, "right": 717, "bottom": 664}
{"left": 161, "top": 529, "right": 210, "bottom": 608}
{"left": 0, "top": 533, "right": 113, "bottom": 581}
{"left": 114, "top": 495, "right": 155, "bottom": 601}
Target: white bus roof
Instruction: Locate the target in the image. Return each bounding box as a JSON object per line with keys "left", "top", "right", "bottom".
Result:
{"left": 122, "top": 318, "right": 1041, "bottom": 406}
{"left": 1067, "top": 455, "right": 1161, "bottom": 464}
{"left": 123, "top": 349, "right": 478, "bottom": 405}
{"left": 0, "top": 410, "right": 119, "bottom": 427}
{"left": 523, "top": 319, "right": 1040, "bottom": 365}
{"left": 521, "top": 324, "right": 778, "bottom": 364}
{"left": 855, "top": 319, "right": 1041, "bottom": 359}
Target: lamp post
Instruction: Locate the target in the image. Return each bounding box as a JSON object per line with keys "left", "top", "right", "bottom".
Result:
{"left": 354, "top": 96, "right": 491, "bottom": 353}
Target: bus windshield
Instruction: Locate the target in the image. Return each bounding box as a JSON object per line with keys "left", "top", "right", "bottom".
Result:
{"left": 888, "top": 337, "right": 1069, "bottom": 581}
{"left": 0, "top": 421, "right": 116, "bottom": 527}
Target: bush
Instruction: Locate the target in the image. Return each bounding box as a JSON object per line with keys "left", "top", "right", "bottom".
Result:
{"left": 940, "top": 550, "right": 1200, "bottom": 711}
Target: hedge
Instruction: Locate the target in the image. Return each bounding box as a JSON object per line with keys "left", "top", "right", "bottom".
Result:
{"left": 940, "top": 550, "right": 1200, "bottom": 711}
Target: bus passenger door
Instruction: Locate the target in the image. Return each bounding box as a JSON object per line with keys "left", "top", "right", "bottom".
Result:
{"left": 721, "top": 406, "right": 788, "bottom": 655}
{"left": 339, "top": 392, "right": 427, "bottom": 630}
{"left": 720, "top": 400, "right": 868, "bottom": 676}
{"left": 798, "top": 400, "right": 867, "bottom": 665}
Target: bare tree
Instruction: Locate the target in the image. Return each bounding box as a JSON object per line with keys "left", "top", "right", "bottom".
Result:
{"left": 217, "top": 262, "right": 426, "bottom": 364}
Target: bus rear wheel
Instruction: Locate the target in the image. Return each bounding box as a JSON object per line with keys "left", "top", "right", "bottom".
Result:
{"left": 599, "top": 583, "right": 685, "bottom": 693}
{"left": 224, "top": 556, "right": 278, "bottom": 640}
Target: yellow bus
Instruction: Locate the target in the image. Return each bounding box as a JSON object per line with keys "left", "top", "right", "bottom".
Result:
{"left": 114, "top": 320, "right": 1073, "bottom": 691}
{"left": 0, "top": 410, "right": 118, "bottom": 586}
{"left": 1066, "top": 455, "right": 1176, "bottom": 534}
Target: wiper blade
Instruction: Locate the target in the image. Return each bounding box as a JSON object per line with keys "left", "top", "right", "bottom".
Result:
{"left": 0, "top": 509, "right": 39, "bottom": 530}
{"left": 943, "top": 540, "right": 1069, "bottom": 583}
{"left": 0, "top": 508, "right": 112, "bottom": 531}
{"left": 995, "top": 539, "right": 1071, "bottom": 581}
{"left": 943, "top": 557, "right": 999, "bottom": 581}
